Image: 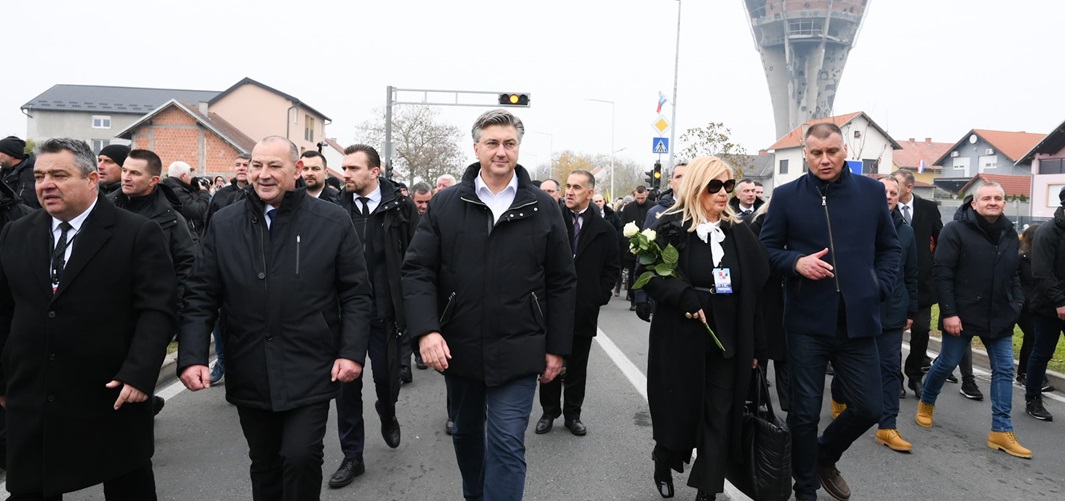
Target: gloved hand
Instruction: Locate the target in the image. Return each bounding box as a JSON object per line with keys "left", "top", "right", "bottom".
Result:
{"left": 679, "top": 289, "right": 702, "bottom": 318}
{"left": 635, "top": 302, "right": 652, "bottom": 322}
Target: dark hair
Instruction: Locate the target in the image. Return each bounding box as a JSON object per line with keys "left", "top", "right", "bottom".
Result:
{"left": 237, "top": 153, "right": 251, "bottom": 161}
{"left": 412, "top": 182, "right": 432, "bottom": 195}
{"left": 753, "top": 181, "right": 763, "bottom": 187}
{"left": 569, "top": 170, "right": 595, "bottom": 189}
{"left": 300, "top": 150, "right": 327, "bottom": 167}
{"left": 213, "top": 175, "right": 225, "bottom": 184}
{"left": 634, "top": 185, "right": 647, "bottom": 194}
{"left": 37, "top": 138, "right": 96, "bottom": 176}
{"left": 342, "top": 144, "right": 381, "bottom": 168}
{"left": 541, "top": 178, "right": 560, "bottom": 190}
{"left": 891, "top": 169, "right": 915, "bottom": 186}
{"left": 325, "top": 177, "right": 342, "bottom": 190}
{"left": 127, "top": 149, "right": 163, "bottom": 177}
{"left": 805, "top": 122, "right": 843, "bottom": 140}
{"left": 1020, "top": 223, "right": 1040, "bottom": 256}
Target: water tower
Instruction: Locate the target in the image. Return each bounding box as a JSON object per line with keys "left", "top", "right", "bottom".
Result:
{"left": 743, "top": 0, "right": 870, "bottom": 139}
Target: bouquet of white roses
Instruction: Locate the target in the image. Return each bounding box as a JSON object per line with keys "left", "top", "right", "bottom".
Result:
{"left": 623, "top": 221, "right": 724, "bottom": 351}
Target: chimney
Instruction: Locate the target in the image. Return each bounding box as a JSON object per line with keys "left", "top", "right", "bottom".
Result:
{"left": 758, "top": 149, "right": 767, "bottom": 156}
{"left": 925, "top": 138, "right": 932, "bottom": 143}
{"left": 198, "top": 101, "right": 209, "bottom": 115}
{"left": 908, "top": 138, "right": 915, "bottom": 142}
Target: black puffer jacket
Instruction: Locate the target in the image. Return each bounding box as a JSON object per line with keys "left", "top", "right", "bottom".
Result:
{"left": 179, "top": 188, "right": 373, "bottom": 411}
{"left": 402, "top": 164, "right": 577, "bottom": 386}
{"left": 934, "top": 203, "right": 1022, "bottom": 339}
{"left": 1030, "top": 208, "right": 1065, "bottom": 316}
{"left": 1, "top": 156, "right": 38, "bottom": 209}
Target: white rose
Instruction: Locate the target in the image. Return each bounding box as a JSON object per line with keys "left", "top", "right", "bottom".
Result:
{"left": 623, "top": 222, "right": 639, "bottom": 238}
{"left": 641, "top": 228, "right": 656, "bottom": 242}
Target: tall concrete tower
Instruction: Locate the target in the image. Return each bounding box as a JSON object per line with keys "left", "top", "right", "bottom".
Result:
{"left": 743, "top": 0, "right": 869, "bottom": 139}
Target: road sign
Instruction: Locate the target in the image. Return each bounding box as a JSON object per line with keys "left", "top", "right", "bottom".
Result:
{"left": 652, "top": 138, "right": 669, "bottom": 154}
{"left": 653, "top": 116, "right": 670, "bottom": 134}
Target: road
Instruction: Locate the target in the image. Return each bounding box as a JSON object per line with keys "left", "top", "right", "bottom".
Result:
{"left": 10, "top": 297, "right": 1065, "bottom": 500}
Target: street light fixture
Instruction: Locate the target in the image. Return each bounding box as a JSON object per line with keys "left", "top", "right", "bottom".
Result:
{"left": 586, "top": 98, "right": 615, "bottom": 200}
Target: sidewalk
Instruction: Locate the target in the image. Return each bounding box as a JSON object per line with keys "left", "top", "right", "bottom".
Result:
{"left": 906, "top": 331, "right": 1065, "bottom": 392}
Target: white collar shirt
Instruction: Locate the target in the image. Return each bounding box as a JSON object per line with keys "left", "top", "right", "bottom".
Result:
{"left": 475, "top": 170, "right": 518, "bottom": 223}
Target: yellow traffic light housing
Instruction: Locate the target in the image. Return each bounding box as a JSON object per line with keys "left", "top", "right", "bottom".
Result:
{"left": 498, "top": 93, "right": 531, "bottom": 107}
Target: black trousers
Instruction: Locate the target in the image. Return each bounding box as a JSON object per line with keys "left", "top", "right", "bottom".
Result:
{"left": 8, "top": 461, "right": 156, "bottom": 501}
{"left": 903, "top": 305, "right": 932, "bottom": 381}
{"left": 539, "top": 335, "right": 594, "bottom": 421}
{"left": 236, "top": 401, "right": 330, "bottom": 501}
{"left": 336, "top": 318, "right": 399, "bottom": 459}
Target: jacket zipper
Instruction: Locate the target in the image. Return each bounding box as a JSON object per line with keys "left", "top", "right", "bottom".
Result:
{"left": 258, "top": 219, "right": 268, "bottom": 293}
{"left": 531, "top": 291, "right": 545, "bottom": 318}
{"left": 821, "top": 192, "right": 841, "bottom": 292}
{"left": 439, "top": 292, "right": 456, "bottom": 323}
{"left": 296, "top": 234, "right": 301, "bottom": 279}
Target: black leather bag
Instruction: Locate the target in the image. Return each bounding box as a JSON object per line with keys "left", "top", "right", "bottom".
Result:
{"left": 734, "top": 366, "right": 792, "bottom": 501}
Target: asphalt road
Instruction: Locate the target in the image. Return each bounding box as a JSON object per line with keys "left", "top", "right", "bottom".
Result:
{"left": 6, "top": 296, "right": 1065, "bottom": 500}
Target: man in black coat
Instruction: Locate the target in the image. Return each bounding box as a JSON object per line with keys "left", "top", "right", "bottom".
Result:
{"left": 328, "top": 144, "right": 419, "bottom": 488}
{"left": 0, "top": 135, "right": 39, "bottom": 209}
{"left": 620, "top": 186, "right": 652, "bottom": 309}
{"left": 728, "top": 178, "right": 764, "bottom": 222}
{"left": 301, "top": 151, "right": 341, "bottom": 204}
{"left": 0, "top": 138, "right": 178, "bottom": 499}
{"left": 535, "top": 170, "right": 620, "bottom": 437}
{"left": 402, "top": 109, "right": 577, "bottom": 500}
{"left": 893, "top": 170, "right": 944, "bottom": 397}
{"left": 178, "top": 136, "right": 373, "bottom": 501}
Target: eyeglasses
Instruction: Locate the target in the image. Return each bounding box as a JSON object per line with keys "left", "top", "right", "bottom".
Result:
{"left": 706, "top": 179, "right": 736, "bottom": 194}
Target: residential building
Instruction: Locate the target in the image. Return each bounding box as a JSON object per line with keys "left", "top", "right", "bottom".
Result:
{"left": 954, "top": 173, "right": 1032, "bottom": 223}
{"left": 1019, "top": 119, "right": 1065, "bottom": 218}
{"left": 931, "top": 129, "right": 1045, "bottom": 195}
{"left": 892, "top": 138, "right": 953, "bottom": 185}
{"left": 766, "top": 111, "right": 901, "bottom": 187}
{"left": 207, "top": 78, "right": 330, "bottom": 155}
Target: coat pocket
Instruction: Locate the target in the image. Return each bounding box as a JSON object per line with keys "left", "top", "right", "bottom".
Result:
{"left": 530, "top": 292, "right": 547, "bottom": 332}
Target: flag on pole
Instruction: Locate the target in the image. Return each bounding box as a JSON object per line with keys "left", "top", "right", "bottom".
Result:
{"left": 918, "top": 159, "right": 926, "bottom": 174}
{"left": 657, "top": 92, "right": 667, "bottom": 113}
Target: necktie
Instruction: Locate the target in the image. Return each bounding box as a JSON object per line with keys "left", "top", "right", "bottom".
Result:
{"left": 266, "top": 208, "right": 278, "bottom": 235}
{"left": 902, "top": 204, "right": 912, "bottom": 224}
{"left": 358, "top": 197, "right": 371, "bottom": 217}
{"left": 51, "top": 221, "right": 73, "bottom": 289}
{"left": 742, "top": 209, "right": 752, "bottom": 217}
{"left": 571, "top": 212, "right": 582, "bottom": 252}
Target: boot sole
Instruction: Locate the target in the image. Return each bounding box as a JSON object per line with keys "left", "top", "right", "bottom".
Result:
{"left": 1026, "top": 411, "right": 1053, "bottom": 422}
{"left": 915, "top": 416, "right": 933, "bottom": 428}
{"left": 875, "top": 437, "right": 912, "bottom": 452}
{"left": 987, "top": 442, "right": 1032, "bottom": 459}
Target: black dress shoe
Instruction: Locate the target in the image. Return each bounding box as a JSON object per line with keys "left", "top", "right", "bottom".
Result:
{"left": 908, "top": 378, "right": 923, "bottom": 400}
{"left": 695, "top": 491, "right": 715, "bottom": 501}
{"left": 152, "top": 396, "right": 165, "bottom": 416}
{"left": 564, "top": 419, "right": 587, "bottom": 436}
{"left": 534, "top": 415, "right": 554, "bottom": 434}
{"left": 328, "top": 457, "right": 365, "bottom": 488}
{"left": 381, "top": 415, "right": 401, "bottom": 448}
{"left": 945, "top": 373, "right": 958, "bottom": 384}
{"left": 400, "top": 365, "right": 413, "bottom": 384}
{"left": 445, "top": 419, "right": 454, "bottom": 435}
{"left": 652, "top": 450, "right": 674, "bottom": 498}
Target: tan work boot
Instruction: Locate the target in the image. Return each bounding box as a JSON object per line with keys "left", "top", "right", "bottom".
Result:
{"left": 915, "top": 401, "right": 935, "bottom": 428}
{"left": 831, "top": 400, "right": 847, "bottom": 420}
{"left": 875, "top": 429, "right": 912, "bottom": 452}
{"left": 987, "top": 431, "right": 1032, "bottom": 459}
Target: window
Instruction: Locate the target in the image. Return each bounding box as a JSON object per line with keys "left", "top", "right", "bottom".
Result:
{"left": 1041, "top": 158, "right": 1065, "bottom": 174}
{"left": 978, "top": 155, "right": 997, "bottom": 173}
{"left": 92, "top": 115, "right": 111, "bottom": 129}
{"left": 779, "top": 159, "right": 789, "bottom": 175}
{"left": 862, "top": 159, "right": 878, "bottom": 174}
{"left": 91, "top": 139, "right": 109, "bottom": 154}
{"left": 304, "top": 115, "right": 315, "bottom": 142}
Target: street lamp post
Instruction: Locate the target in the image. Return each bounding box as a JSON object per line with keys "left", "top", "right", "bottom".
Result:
{"left": 669, "top": 0, "right": 682, "bottom": 171}
{"left": 586, "top": 98, "right": 615, "bottom": 200}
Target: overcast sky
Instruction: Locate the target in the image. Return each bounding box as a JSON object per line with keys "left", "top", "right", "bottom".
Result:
{"left": 5, "top": 0, "right": 1062, "bottom": 171}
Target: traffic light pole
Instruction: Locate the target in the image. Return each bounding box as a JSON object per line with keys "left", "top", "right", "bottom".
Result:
{"left": 383, "top": 87, "right": 531, "bottom": 177}
{"left": 668, "top": 0, "right": 682, "bottom": 171}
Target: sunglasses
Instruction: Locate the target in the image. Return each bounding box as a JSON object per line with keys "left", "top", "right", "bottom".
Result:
{"left": 706, "top": 179, "right": 736, "bottom": 194}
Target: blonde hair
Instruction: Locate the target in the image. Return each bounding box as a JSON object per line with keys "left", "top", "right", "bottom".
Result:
{"left": 663, "top": 155, "right": 742, "bottom": 230}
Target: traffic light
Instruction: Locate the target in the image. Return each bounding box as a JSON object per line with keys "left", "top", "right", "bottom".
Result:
{"left": 645, "top": 169, "right": 656, "bottom": 187}
{"left": 652, "top": 161, "right": 662, "bottom": 189}
{"left": 498, "top": 93, "right": 531, "bottom": 107}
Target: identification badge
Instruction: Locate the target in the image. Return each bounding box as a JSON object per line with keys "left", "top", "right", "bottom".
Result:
{"left": 713, "top": 267, "right": 733, "bottom": 294}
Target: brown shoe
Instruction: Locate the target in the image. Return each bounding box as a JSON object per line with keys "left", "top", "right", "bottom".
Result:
{"left": 987, "top": 431, "right": 1032, "bottom": 459}
{"left": 830, "top": 399, "right": 847, "bottom": 420}
{"left": 875, "top": 429, "right": 912, "bottom": 452}
{"left": 915, "top": 401, "right": 935, "bottom": 428}
{"left": 816, "top": 465, "right": 851, "bottom": 500}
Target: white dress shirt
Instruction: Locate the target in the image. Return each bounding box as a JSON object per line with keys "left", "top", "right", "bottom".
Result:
{"left": 475, "top": 171, "right": 518, "bottom": 223}
{"left": 51, "top": 198, "right": 97, "bottom": 265}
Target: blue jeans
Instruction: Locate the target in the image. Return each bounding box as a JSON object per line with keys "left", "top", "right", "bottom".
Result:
{"left": 788, "top": 326, "right": 881, "bottom": 498}
{"left": 447, "top": 374, "right": 537, "bottom": 501}
{"left": 923, "top": 334, "right": 1014, "bottom": 431}
{"left": 1025, "top": 314, "right": 1065, "bottom": 401}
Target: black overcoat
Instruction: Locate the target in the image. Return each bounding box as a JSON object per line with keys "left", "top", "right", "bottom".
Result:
{"left": 0, "top": 196, "right": 177, "bottom": 495}
{"left": 643, "top": 214, "right": 769, "bottom": 460}
{"left": 566, "top": 205, "right": 621, "bottom": 337}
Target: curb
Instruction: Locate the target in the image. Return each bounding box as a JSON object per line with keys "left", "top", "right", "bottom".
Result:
{"left": 906, "top": 332, "right": 1064, "bottom": 393}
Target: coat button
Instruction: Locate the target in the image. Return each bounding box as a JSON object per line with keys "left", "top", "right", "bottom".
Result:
{"left": 258, "top": 272, "right": 266, "bottom": 280}
{"left": 266, "top": 334, "right": 273, "bottom": 341}
{"left": 47, "top": 311, "right": 56, "bottom": 318}
{"left": 47, "top": 394, "right": 55, "bottom": 402}
{"left": 48, "top": 353, "right": 56, "bottom": 361}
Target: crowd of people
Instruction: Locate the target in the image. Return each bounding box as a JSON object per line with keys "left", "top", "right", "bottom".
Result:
{"left": 0, "top": 113, "right": 1059, "bottom": 501}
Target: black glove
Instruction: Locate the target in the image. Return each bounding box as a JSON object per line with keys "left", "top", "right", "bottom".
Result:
{"left": 635, "top": 302, "right": 652, "bottom": 322}
{"left": 679, "top": 288, "right": 702, "bottom": 317}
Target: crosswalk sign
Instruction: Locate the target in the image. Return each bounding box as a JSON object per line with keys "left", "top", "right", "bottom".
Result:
{"left": 652, "top": 138, "right": 669, "bottom": 154}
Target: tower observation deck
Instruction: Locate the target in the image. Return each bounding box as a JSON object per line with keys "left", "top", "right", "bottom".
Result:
{"left": 743, "top": 0, "right": 869, "bottom": 139}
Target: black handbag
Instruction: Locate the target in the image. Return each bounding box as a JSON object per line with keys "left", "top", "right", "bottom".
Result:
{"left": 733, "top": 366, "right": 792, "bottom": 501}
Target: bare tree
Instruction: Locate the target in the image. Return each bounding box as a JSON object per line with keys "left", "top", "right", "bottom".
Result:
{"left": 677, "top": 121, "right": 753, "bottom": 178}
{"left": 355, "top": 106, "right": 465, "bottom": 186}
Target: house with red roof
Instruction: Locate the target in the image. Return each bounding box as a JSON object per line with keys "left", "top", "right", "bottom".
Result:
{"left": 931, "top": 129, "right": 1045, "bottom": 195}
{"left": 892, "top": 137, "right": 953, "bottom": 185}
{"left": 766, "top": 111, "right": 901, "bottom": 187}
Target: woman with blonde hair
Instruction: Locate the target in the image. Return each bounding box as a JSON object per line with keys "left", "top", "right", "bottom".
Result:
{"left": 642, "top": 156, "right": 770, "bottom": 500}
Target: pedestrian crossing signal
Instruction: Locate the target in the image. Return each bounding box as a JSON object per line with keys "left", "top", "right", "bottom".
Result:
{"left": 498, "top": 93, "right": 530, "bottom": 107}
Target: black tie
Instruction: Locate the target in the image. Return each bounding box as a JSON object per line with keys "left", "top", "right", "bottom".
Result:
{"left": 358, "top": 197, "right": 371, "bottom": 217}
{"left": 266, "top": 208, "right": 277, "bottom": 235}
{"left": 742, "top": 209, "right": 752, "bottom": 217}
{"left": 571, "top": 212, "right": 582, "bottom": 252}
{"left": 51, "top": 222, "right": 73, "bottom": 289}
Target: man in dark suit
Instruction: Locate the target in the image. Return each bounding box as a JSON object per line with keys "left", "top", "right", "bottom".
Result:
{"left": 893, "top": 169, "right": 944, "bottom": 398}
{"left": 0, "top": 138, "right": 178, "bottom": 500}
{"left": 535, "top": 170, "right": 620, "bottom": 437}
